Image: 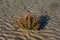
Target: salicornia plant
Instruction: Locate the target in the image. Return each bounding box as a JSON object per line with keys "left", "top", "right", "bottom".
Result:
{"left": 13, "top": 12, "right": 40, "bottom": 30}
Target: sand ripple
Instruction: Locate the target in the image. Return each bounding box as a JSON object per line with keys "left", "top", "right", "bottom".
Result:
{"left": 0, "top": 0, "right": 60, "bottom": 40}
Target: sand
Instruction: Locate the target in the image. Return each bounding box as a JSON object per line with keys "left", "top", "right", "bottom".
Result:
{"left": 0, "top": 0, "right": 60, "bottom": 40}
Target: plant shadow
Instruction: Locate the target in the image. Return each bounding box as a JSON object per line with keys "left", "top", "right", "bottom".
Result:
{"left": 38, "top": 15, "right": 50, "bottom": 30}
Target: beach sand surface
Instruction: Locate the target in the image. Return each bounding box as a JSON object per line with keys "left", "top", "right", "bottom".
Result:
{"left": 0, "top": 0, "right": 60, "bottom": 40}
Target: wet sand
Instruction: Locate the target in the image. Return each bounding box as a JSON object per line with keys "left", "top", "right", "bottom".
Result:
{"left": 0, "top": 0, "right": 60, "bottom": 40}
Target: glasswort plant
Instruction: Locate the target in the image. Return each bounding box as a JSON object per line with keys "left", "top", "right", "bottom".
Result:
{"left": 13, "top": 12, "right": 40, "bottom": 30}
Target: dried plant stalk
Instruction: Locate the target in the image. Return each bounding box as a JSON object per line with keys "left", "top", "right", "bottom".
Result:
{"left": 13, "top": 12, "right": 40, "bottom": 30}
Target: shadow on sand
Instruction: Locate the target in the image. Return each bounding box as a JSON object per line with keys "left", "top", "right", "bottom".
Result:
{"left": 38, "top": 15, "right": 50, "bottom": 30}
